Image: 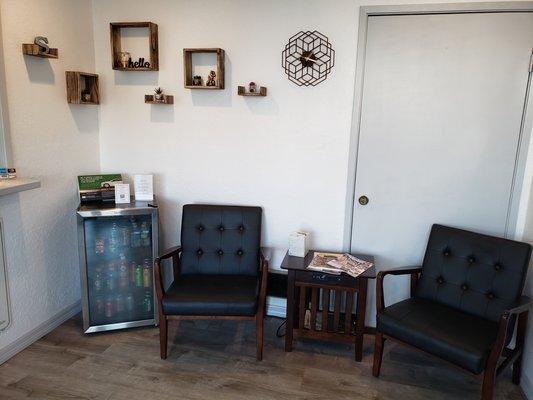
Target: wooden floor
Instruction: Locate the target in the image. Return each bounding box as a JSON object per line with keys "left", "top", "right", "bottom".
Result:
{"left": 0, "top": 315, "right": 526, "bottom": 400}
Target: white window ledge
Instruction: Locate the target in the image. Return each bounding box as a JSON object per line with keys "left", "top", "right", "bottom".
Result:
{"left": 0, "top": 178, "right": 40, "bottom": 196}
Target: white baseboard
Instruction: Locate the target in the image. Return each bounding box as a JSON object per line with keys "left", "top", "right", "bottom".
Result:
{"left": 266, "top": 296, "right": 286, "bottom": 318}
{"left": 522, "top": 373, "right": 533, "bottom": 400}
{"left": 0, "top": 300, "right": 81, "bottom": 365}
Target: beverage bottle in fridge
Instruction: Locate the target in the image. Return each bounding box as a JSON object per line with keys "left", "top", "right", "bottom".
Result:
{"left": 130, "top": 261, "right": 137, "bottom": 285}
{"left": 95, "top": 235, "right": 105, "bottom": 255}
{"left": 130, "top": 218, "right": 141, "bottom": 248}
{"left": 94, "top": 267, "right": 103, "bottom": 293}
{"left": 140, "top": 221, "right": 150, "bottom": 247}
{"left": 135, "top": 264, "right": 143, "bottom": 287}
{"left": 107, "top": 263, "right": 117, "bottom": 291}
{"left": 95, "top": 296, "right": 104, "bottom": 315}
{"left": 109, "top": 222, "right": 119, "bottom": 254}
{"left": 118, "top": 255, "right": 129, "bottom": 289}
{"left": 116, "top": 294, "right": 125, "bottom": 314}
{"left": 105, "top": 297, "right": 114, "bottom": 318}
{"left": 125, "top": 293, "right": 135, "bottom": 313}
{"left": 142, "top": 259, "right": 152, "bottom": 288}
{"left": 120, "top": 225, "right": 131, "bottom": 248}
{"left": 142, "top": 293, "right": 152, "bottom": 313}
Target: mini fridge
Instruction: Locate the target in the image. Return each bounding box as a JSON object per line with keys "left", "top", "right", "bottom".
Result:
{"left": 77, "top": 200, "right": 159, "bottom": 333}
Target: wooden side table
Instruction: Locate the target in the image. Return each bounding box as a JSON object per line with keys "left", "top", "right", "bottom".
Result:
{"left": 281, "top": 251, "right": 376, "bottom": 361}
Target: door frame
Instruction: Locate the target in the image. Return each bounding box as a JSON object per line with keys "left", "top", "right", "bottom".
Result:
{"left": 344, "top": 2, "right": 533, "bottom": 250}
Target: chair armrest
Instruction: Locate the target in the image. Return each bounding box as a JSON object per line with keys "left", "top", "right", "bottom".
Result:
{"left": 486, "top": 296, "right": 531, "bottom": 370}
{"left": 154, "top": 246, "right": 182, "bottom": 305}
{"left": 376, "top": 266, "right": 422, "bottom": 313}
{"left": 156, "top": 245, "right": 182, "bottom": 261}
{"left": 503, "top": 295, "right": 531, "bottom": 316}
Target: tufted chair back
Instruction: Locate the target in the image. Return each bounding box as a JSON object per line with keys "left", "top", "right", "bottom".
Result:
{"left": 416, "top": 224, "right": 531, "bottom": 322}
{"left": 180, "top": 204, "right": 262, "bottom": 276}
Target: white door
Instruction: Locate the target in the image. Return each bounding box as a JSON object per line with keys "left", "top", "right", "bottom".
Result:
{"left": 350, "top": 12, "right": 533, "bottom": 325}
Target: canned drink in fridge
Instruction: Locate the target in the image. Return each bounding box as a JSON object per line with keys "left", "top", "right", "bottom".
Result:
{"left": 116, "top": 294, "right": 125, "bottom": 313}
{"left": 95, "top": 296, "right": 104, "bottom": 315}
{"left": 125, "top": 293, "right": 135, "bottom": 312}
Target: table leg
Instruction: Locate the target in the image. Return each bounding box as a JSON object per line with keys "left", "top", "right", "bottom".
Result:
{"left": 285, "top": 270, "right": 295, "bottom": 352}
{"left": 355, "top": 278, "right": 368, "bottom": 361}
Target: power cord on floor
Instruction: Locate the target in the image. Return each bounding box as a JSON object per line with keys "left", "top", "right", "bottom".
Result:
{"left": 276, "top": 319, "right": 286, "bottom": 338}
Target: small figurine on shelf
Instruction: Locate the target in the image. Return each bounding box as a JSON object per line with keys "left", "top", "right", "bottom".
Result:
{"left": 206, "top": 70, "right": 217, "bottom": 87}
{"left": 192, "top": 75, "right": 202, "bottom": 86}
{"left": 34, "top": 36, "right": 50, "bottom": 55}
{"left": 249, "top": 82, "right": 257, "bottom": 93}
{"left": 119, "top": 52, "right": 131, "bottom": 68}
{"left": 154, "top": 87, "right": 164, "bottom": 102}
{"left": 82, "top": 91, "right": 91, "bottom": 102}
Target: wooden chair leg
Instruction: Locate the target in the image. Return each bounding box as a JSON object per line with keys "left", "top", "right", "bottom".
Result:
{"left": 372, "top": 331, "right": 385, "bottom": 377}
{"left": 159, "top": 314, "right": 168, "bottom": 360}
{"left": 481, "top": 363, "right": 496, "bottom": 400}
{"left": 256, "top": 312, "right": 264, "bottom": 361}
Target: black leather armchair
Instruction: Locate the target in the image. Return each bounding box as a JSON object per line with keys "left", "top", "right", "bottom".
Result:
{"left": 373, "top": 224, "right": 531, "bottom": 400}
{"left": 154, "top": 204, "right": 268, "bottom": 360}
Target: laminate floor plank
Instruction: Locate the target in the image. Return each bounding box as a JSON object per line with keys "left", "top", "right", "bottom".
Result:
{"left": 0, "top": 315, "right": 525, "bottom": 400}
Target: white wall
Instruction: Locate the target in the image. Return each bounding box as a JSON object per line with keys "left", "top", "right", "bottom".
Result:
{"left": 0, "top": 0, "right": 99, "bottom": 358}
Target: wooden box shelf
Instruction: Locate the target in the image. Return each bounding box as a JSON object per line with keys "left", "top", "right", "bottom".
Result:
{"left": 65, "top": 71, "right": 99, "bottom": 104}
{"left": 183, "top": 48, "right": 225, "bottom": 90}
{"left": 22, "top": 44, "right": 58, "bottom": 59}
{"left": 110, "top": 22, "right": 158, "bottom": 71}
{"left": 144, "top": 94, "right": 174, "bottom": 104}
{"left": 238, "top": 86, "right": 267, "bottom": 96}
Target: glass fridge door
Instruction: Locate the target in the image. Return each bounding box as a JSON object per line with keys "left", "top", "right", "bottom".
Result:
{"left": 83, "top": 214, "right": 155, "bottom": 328}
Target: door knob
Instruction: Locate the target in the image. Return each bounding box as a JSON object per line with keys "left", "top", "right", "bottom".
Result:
{"left": 358, "top": 195, "right": 369, "bottom": 206}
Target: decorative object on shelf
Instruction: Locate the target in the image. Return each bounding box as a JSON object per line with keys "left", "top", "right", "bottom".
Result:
{"left": 183, "top": 48, "right": 225, "bottom": 89}
{"left": 144, "top": 94, "right": 173, "bottom": 104}
{"left": 119, "top": 51, "right": 130, "bottom": 68}
{"left": 154, "top": 87, "right": 163, "bottom": 101}
{"left": 22, "top": 36, "right": 58, "bottom": 59}
{"left": 110, "top": 22, "right": 158, "bottom": 71}
{"left": 237, "top": 85, "right": 267, "bottom": 97}
{"left": 249, "top": 82, "right": 257, "bottom": 93}
{"left": 145, "top": 88, "right": 173, "bottom": 105}
{"left": 282, "top": 30, "right": 335, "bottom": 86}
{"left": 128, "top": 57, "right": 150, "bottom": 69}
{"left": 34, "top": 36, "right": 50, "bottom": 55}
{"left": 192, "top": 75, "right": 202, "bottom": 86}
{"left": 206, "top": 70, "right": 217, "bottom": 87}
{"left": 65, "top": 71, "right": 99, "bottom": 104}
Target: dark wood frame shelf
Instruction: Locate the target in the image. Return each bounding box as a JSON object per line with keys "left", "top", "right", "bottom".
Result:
{"left": 22, "top": 44, "right": 58, "bottom": 59}
{"left": 65, "top": 71, "right": 99, "bottom": 105}
{"left": 238, "top": 86, "right": 267, "bottom": 96}
{"left": 144, "top": 94, "right": 174, "bottom": 105}
{"left": 110, "top": 22, "right": 158, "bottom": 71}
{"left": 183, "top": 48, "right": 225, "bottom": 90}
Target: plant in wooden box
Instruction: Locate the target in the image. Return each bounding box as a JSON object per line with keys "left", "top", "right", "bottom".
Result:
{"left": 154, "top": 87, "right": 164, "bottom": 102}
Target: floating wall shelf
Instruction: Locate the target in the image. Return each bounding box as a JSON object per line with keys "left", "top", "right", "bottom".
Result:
{"left": 145, "top": 94, "right": 174, "bottom": 104}
{"left": 110, "top": 22, "right": 159, "bottom": 71}
{"left": 238, "top": 86, "right": 267, "bottom": 97}
{"left": 183, "top": 48, "right": 225, "bottom": 90}
{"left": 22, "top": 44, "right": 58, "bottom": 59}
{"left": 65, "top": 71, "right": 99, "bottom": 104}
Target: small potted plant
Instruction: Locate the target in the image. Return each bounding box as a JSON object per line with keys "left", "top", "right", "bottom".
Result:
{"left": 249, "top": 82, "right": 257, "bottom": 93}
{"left": 193, "top": 75, "right": 202, "bottom": 86}
{"left": 154, "top": 87, "right": 164, "bottom": 102}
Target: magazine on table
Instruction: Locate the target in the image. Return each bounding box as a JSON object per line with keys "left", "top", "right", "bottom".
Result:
{"left": 307, "top": 252, "right": 373, "bottom": 278}
{"left": 306, "top": 252, "right": 344, "bottom": 275}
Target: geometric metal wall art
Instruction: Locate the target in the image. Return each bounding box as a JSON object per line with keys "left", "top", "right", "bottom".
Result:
{"left": 282, "top": 30, "right": 335, "bottom": 86}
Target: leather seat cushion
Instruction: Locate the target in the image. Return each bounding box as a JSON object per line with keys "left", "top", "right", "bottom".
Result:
{"left": 162, "top": 274, "right": 259, "bottom": 316}
{"left": 377, "top": 297, "right": 499, "bottom": 374}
